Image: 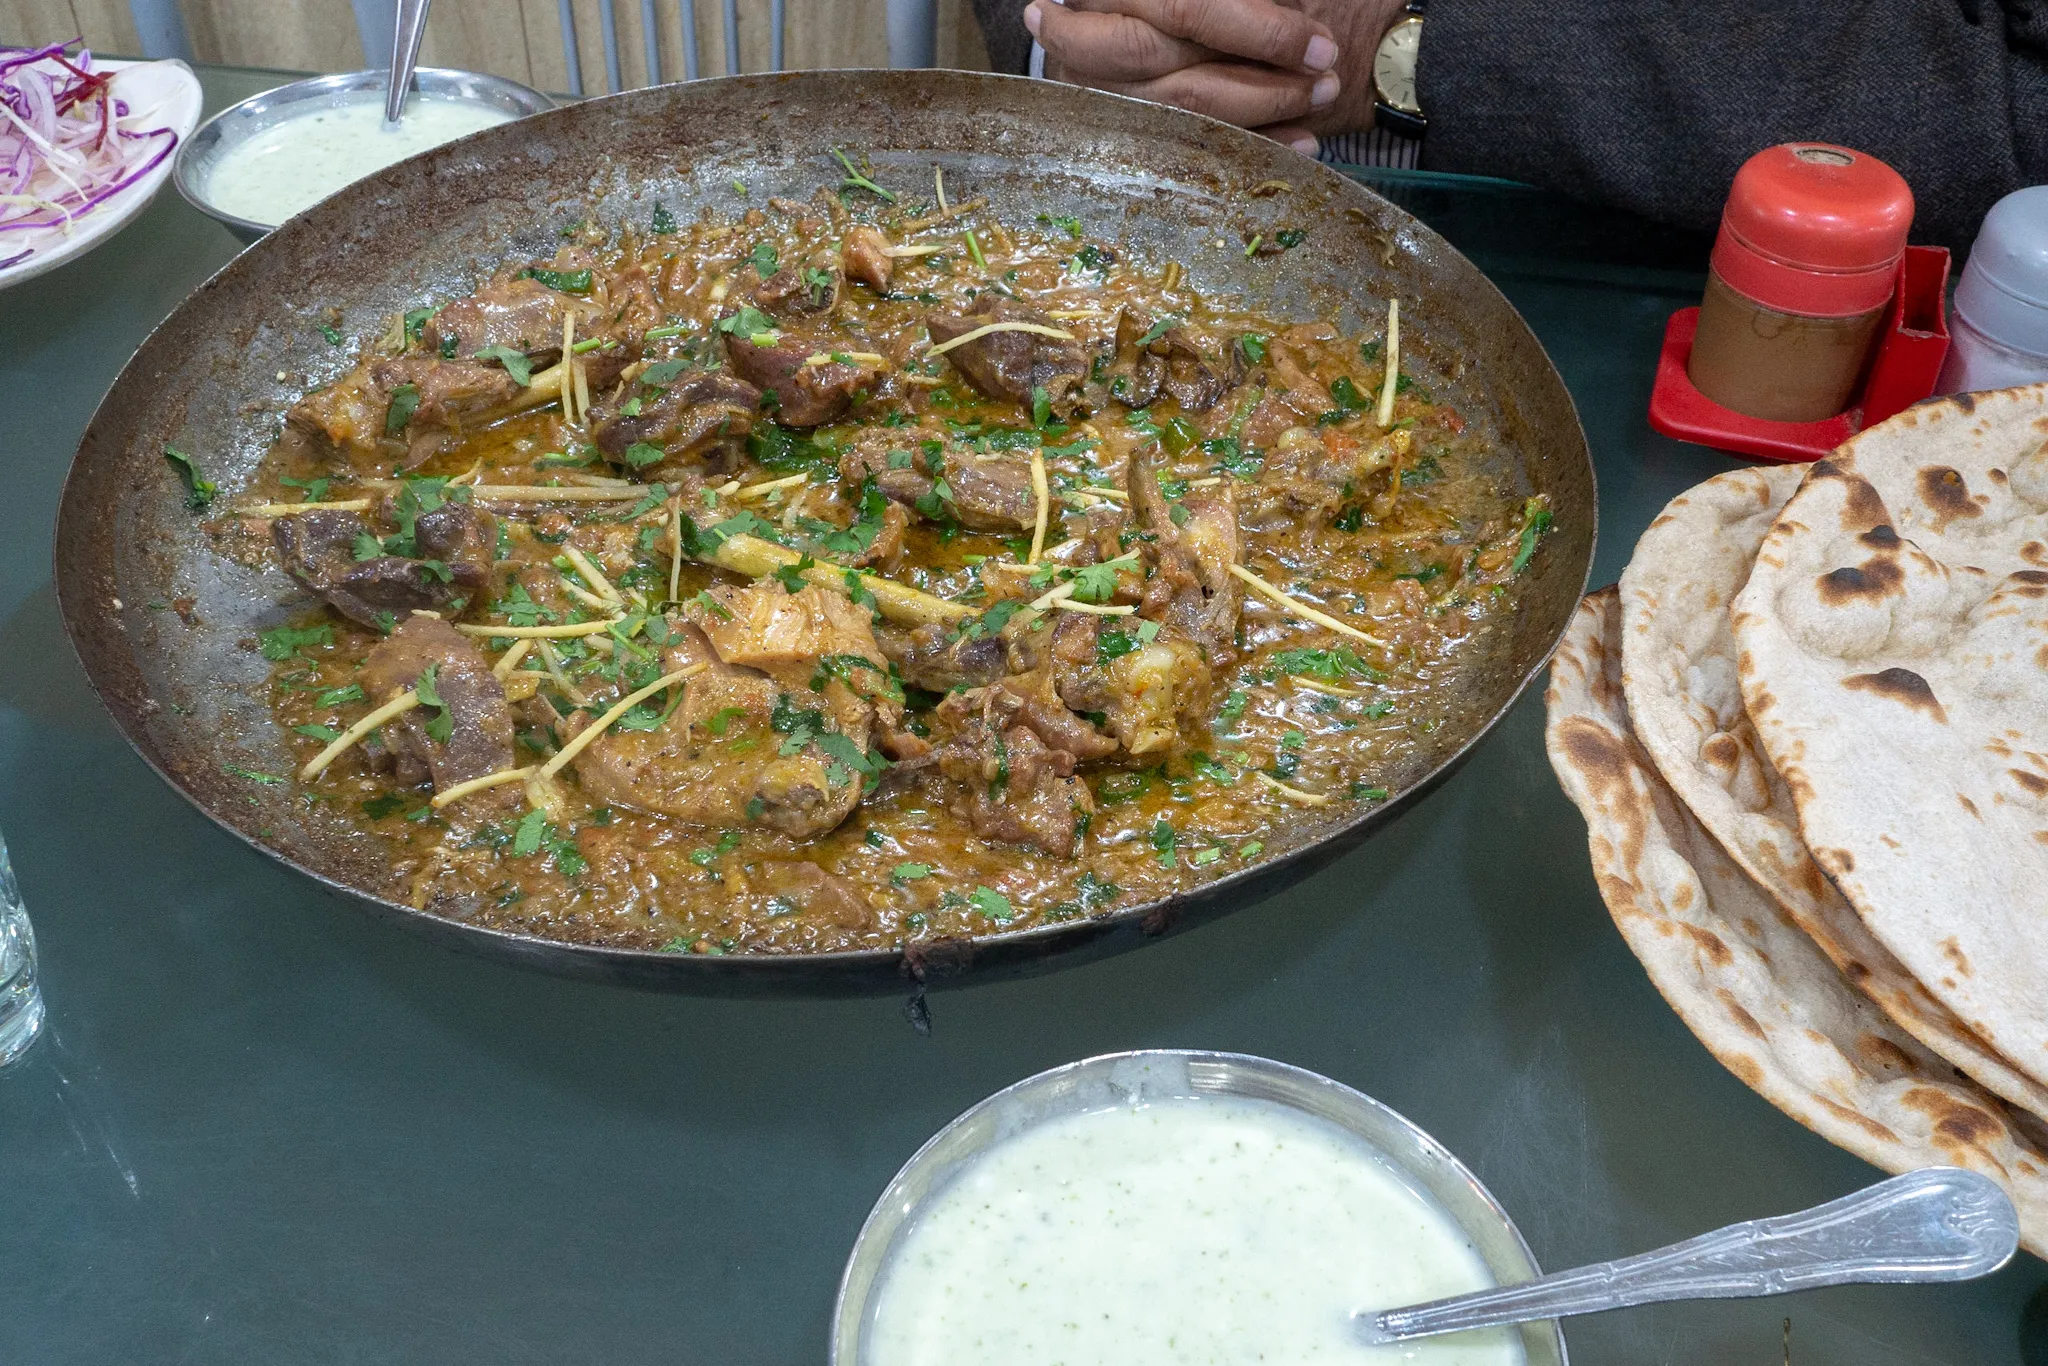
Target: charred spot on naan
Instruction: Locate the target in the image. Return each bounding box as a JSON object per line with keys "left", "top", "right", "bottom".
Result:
{"left": 1722, "top": 1052, "right": 1767, "bottom": 1088}
{"left": 1917, "top": 465, "right": 1989, "bottom": 532}
{"left": 1857, "top": 1033, "right": 1920, "bottom": 1076}
{"left": 1943, "top": 936, "right": 1974, "bottom": 978}
{"left": 1808, "top": 462, "right": 1893, "bottom": 532}
{"left": 1841, "top": 666, "right": 1948, "bottom": 722}
{"left": 1815, "top": 1092, "right": 1903, "bottom": 1143}
{"left": 2003, "top": 569, "right": 2048, "bottom": 598}
{"left": 1680, "top": 922, "right": 1733, "bottom": 966}
{"left": 1817, "top": 558, "right": 1904, "bottom": 603}
{"left": 2011, "top": 768, "right": 2048, "bottom": 798}
{"left": 1902, "top": 1086, "right": 2011, "bottom": 1159}
{"left": 1858, "top": 524, "right": 1903, "bottom": 549}
{"left": 1717, "top": 988, "right": 1767, "bottom": 1039}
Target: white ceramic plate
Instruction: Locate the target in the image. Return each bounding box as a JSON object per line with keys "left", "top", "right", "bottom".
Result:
{"left": 0, "top": 57, "right": 204, "bottom": 291}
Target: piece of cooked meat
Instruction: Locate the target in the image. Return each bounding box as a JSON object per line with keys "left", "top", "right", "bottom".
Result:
{"left": 726, "top": 334, "right": 883, "bottom": 429}
{"left": 752, "top": 248, "right": 841, "bottom": 318}
{"left": 272, "top": 506, "right": 492, "bottom": 629}
{"left": 837, "top": 429, "right": 1037, "bottom": 531}
{"left": 841, "top": 226, "right": 893, "bottom": 293}
{"left": 566, "top": 625, "right": 867, "bottom": 838}
{"left": 928, "top": 710, "right": 1095, "bottom": 858}
{"left": 1130, "top": 453, "right": 1242, "bottom": 664}
{"left": 992, "top": 669, "right": 1119, "bottom": 761}
{"left": 682, "top": 582, "right": 904, "bottom": 749}
{"left": 1104, "top": 310, "right": 1234, "bottom": 413}
{"left": 926, "top": 300, "right": 1088, "bottom": 414}
{"left": 848, "top": 500, "right": 910, "bottom": 570}
{"left": 684, "top": 582, "right": 883, "bottom": 689}
{"left": 588, "top": 370, "right": 760, "bottom": 472}
{"left": 875, "top": 620, "right": 1009, "bottom": 694}
{"left": 1102, "top": 630, "right": 1212, "bottom": 756}
{"left": 358, "top": 613, "right": 514, "bottom": 792}
{"left": 838, "top": 428, "right": 938, "bottom": 507}
{"left": 288, "top": 354, "right": 522, "bottom": 465}
{"left": 1241, "top": 426, "right": 1405, "bottom": 533}
{"left": 420, "top": 274, "right": 577, "bottom": 366}
{"left": 947, "top": 452, "right": 1040, "bottom": 531}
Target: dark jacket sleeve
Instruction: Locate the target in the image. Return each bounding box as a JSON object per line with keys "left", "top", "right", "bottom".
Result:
{"left": 970, "top": 0, "right": 1035, "bottom": 76}
{"left": 1417, "top": 0, "right": 2048, "bottom": 249}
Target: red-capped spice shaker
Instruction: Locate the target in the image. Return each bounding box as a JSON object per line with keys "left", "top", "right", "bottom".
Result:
{"left": 1688, "top": 143, "right": 1914, "bottom": 422}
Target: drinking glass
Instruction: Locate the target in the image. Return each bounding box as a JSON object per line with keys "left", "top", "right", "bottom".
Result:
{"left": 0, "top": 830, "right": 43, "bottom": 1068}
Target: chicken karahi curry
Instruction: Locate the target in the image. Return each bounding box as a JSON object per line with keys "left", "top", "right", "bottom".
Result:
{"left": 200, "top": 159, "right": 1553, "bottom": 954}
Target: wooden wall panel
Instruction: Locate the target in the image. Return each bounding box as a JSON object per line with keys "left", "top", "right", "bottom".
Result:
{"left": 0, "top": 0, "right": 80, "bottom": 46}
{"left": 0, "top": 0, "right": 143, "bottom": 51}
{"left": 70, "top": 0, "right": 142, "bottom": 54}
{"left": 0, "top": 0, "right": 992, "bottom": 80}
{"left": 179, "top": 0, "right": 362, "bottom": 70}
{"left": 420, "top": 0, "right": 536, "bottom": 88}
{"left": 936, "top": 0, "right": 990, "bottom": 71}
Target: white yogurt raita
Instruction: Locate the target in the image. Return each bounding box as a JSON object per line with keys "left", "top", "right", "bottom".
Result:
{"left": 203, "top": 94, "right": 514, "bottom": 227}
{"left": 865, "top": 1095, "right": 1526, "bottom": 1366}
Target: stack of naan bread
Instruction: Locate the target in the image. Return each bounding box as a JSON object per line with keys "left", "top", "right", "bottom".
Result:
{"left": 1546, "top": 382, "right": 2048, "bottom": 1252}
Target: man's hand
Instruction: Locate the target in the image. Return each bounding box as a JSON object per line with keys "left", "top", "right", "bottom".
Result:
{"left": 1027, "top": 0, "right": 1406, "bottom": 154}
{"left": 1027, "top": 0, "right": 1342, "bottom": 144}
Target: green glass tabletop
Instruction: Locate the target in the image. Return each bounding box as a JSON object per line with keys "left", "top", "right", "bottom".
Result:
{"left": 1, "top": 64, "right": 2042, "bottom": 1366}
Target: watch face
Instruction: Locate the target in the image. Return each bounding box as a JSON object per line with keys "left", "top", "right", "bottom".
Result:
{"left": 1373, "top": 17, "right": 1423, "bottom": 114}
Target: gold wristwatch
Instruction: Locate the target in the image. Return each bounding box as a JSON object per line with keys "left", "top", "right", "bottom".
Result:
{"left": 1372, "top": 0, "right": 1426, "bottom": 139}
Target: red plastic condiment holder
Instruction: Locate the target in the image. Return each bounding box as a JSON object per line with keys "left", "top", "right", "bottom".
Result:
{"left": 1647, "top": 245, "right": 1952, "bottom": 463}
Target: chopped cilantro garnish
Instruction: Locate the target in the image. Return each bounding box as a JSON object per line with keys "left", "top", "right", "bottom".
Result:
{"left": 1512, "top": 498, "right": 1554, "bottom": 575}
{"left": 623, "top": 441, "right": 666, "bottom": 469}
{"left": 829, "top": 146, "right": 896, "bottom": 202}
{"left": 384, "top": 383, "right": 421, "bottom": 435}
{"left": 413, "top": 663, "right": 454, "bottom": 743}
{"left": 748, "top": 241, "right": 778, "bottom": 278}
{"left": 773, "top": 552, "right": 817, "bottom": 594}
{"left": 474, "top": 345, "right": 533, "bottom": 385}
{"left": 512, "top": 808, "right": 548, "bottom": 856}
{"left": 690, "top": 830, "right": 743, "bottom": 866}
{"left": 651, "top": 201, "right": 677, "bottom": 234}
{"left": 1215, "top": 689, "right": 1249, "bottom": 729}
{"left": 259, "top": 623, "right": 333, "bottom": 661}
{"left": 1268, "top": 647, "right": 1383, "bottom": 683}
{"left": 517, "top": 267, "right": 594, "bottom": 293}
{"left": 1135, "top": 315, "right": 1178, "bottom": 347}
{"left": 163, "top": 446, "right": 216, "bottom": 509}
{"left": 967, "top": 886, "right": 1014, "bottom": 921}
{"left": 1238, "top": 333, "right": 1268, "bottom": 364}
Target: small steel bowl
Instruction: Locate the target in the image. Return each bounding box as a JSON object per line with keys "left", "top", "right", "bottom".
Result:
{"left": 832, "top": 1050, "right": 1567, "bottom": 1364}
{"left": 174, "top": 68, "right": 552, "bottom": 243}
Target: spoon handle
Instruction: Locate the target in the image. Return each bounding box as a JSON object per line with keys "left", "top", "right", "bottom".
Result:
{"left": 1363, "top": 1168, "right": 2018, "bottom": 1345}
{"left": 385, "top": 0, "right": 434, "bottom": 123}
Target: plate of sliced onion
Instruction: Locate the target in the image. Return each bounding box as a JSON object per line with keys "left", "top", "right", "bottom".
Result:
{"left": 0, "top": 44, "right": 202, "bottom": 289}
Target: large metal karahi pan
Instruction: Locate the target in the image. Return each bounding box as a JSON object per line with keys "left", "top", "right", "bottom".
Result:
{"left": 55, "top": 71, "right": 1595, "bottom": 994}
